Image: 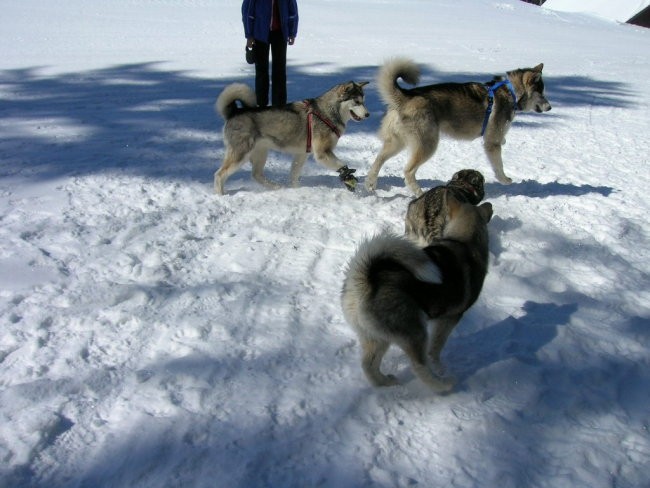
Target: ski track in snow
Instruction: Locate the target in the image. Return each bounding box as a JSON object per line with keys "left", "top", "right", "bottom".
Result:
{"left": 1, "top": 0, "right": 650, "bottom": 487}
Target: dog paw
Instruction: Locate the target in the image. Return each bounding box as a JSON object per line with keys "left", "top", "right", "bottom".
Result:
{"left": 498, "top": 176, "right": 513, "bottom": 185}
{"left": 364, "top": 179, "right": 376, "bottom": 192}
{"left": 376, "top": 374, "right": 400, "bottom": 387}
{"left": 431, "top": 361, "right": 446, "bottom": 377}
{"left": 434, "top": 376, "right": 455, "bottom": 393}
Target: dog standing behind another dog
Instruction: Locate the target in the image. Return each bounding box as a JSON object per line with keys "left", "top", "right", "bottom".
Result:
{"left": 341, "top": 194, "right": 493, "bottom": 389}
{"left": 365, "top": 57, "right": 552, "bottom": 196}
{"left": 214, "top": 81, "right": 369, "bottom": 195}
{"left": 405, "top": 169, "right": 485, "bottom": 246}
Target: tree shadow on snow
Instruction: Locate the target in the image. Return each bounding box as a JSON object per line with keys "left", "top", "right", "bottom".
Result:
{"left": 0, "top": 62, "right": 636, "bottom": 190}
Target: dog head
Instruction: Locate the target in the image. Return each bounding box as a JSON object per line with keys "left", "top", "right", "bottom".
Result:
{"left": 337, "top": 81, "right": 370, "bottom": 122}
{"left": 508, "top": 63, "right": 552, "bottom": 113}
{"left": 444, "top": 194, "right": 493, "bottom": 250}
{"left": 448, "top": 169, "right": 485, "bottom": 205}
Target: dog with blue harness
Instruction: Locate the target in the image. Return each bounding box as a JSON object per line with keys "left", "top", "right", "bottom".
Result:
{"left": 366, "top": 57, "right": 552, "bottom": 196}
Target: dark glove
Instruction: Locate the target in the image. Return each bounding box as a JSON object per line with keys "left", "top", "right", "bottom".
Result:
{"left": 337, "top": 166, "right": 357, "bottom": 192}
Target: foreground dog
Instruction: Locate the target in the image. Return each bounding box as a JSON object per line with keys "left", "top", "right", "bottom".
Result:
{"left": 365, "top": 57, "right": 551, "bottom": 196}
{"left": 341, "top": 195, "right": 493, "bottom": 389}
{"left": 405, "top": 169, "right": 485, "bottom": 246}
{"left": 214, "top": 81, "right": 369, "bottom": 194}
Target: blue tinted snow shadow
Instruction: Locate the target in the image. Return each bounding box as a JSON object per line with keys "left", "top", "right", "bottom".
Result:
{"left": 0, "top": 62, "right": 634, "bottom": 188}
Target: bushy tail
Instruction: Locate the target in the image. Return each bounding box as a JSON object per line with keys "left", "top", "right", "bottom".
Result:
{"left": 215, "top": 83, "right": 257, "bottom": 119}
{"left": 377, "top": 57, "right": 420, "bottom": 108}
{"left": 343, "top": 233, "right": 441, "bottom": 300}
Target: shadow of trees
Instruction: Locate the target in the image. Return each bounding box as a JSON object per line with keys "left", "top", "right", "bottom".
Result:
{"left": 1, "top": 61, "right": 644, "bottom": 487}
{"left": 0, "top": 62, "right": 635, "bottom": 191}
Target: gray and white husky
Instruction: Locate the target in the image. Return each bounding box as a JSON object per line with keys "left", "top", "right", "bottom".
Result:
{"left": 214, "top": 81, "right": 369, "bottom": 195}
{"left": 365, "top": 57, "right": 552, "bottom": 196}
{"left": 341, "top": 194, "right": 493, "bottom": 389}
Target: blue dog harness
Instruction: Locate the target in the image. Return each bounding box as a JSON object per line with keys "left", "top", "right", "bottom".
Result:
{"left": 481, "top": 79, "right": 518, "bottom": 136}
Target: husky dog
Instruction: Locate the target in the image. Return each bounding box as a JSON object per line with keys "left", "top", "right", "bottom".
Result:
{"left": 214, "top": 81, "right": 370, "bottom": 195}
{"left": 405, "top": 169, "right": 485, "bottom": 246}
{"left": 341, "top": 194, "right": 493, "bottom": 389}
{"left": 365, "top": 57, "right": 551, "bottom": 196}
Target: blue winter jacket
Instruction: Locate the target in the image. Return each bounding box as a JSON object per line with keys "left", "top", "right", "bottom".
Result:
{"left": 242, "top": 0, "right": 298, "bottom": 44}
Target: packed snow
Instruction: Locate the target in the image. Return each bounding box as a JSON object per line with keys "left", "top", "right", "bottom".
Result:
{"left": 543, "top": 0, "right": 650, "bottom": 24}
{"left": 1, "top": 0, "right": 649, "bottom": 487}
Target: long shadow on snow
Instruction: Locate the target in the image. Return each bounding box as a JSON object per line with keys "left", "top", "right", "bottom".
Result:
{"left": 0, "top": 62, "right": 635, "bottom": 188}
{"left": 441, "top": 221, "right": 650, "bottom": 486}
{"left": 448, "top": 296, "right": 650, "bottom": 487}
{"left": 449, "top": 301, "right": 576, "bottom": 380}
{"left": 373, "top": 175, "right": 614, "bottom": 199}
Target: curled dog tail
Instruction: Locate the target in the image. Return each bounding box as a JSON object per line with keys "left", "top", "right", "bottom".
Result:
{"left": 377, "top": 57, "right": 420, "bottom": 108}
{"left": 215, "top": 83, "right": 257, "bottom": 120}
{"left": 341, "top": 233, "right": 441, "bottom": 324}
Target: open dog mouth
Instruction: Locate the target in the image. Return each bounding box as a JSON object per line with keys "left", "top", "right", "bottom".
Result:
{"left": 350, "top": 110, "right": 363, "bottom": 121}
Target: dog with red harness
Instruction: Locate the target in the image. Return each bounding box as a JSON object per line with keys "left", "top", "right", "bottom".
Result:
{"left": 214, "top": 81, "right": 369, "bottom": 195}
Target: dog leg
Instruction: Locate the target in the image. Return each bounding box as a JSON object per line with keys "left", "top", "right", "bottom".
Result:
{"left": 429, "top": 315, "right": 461, "bottom": 377}
{"left": 401, "top": 337, "right": 453, "bottom": 392}
{"left": 312, "top": 148, "right": 359, "bottom": 191}
{"left": 214, "top": 147, "right": 247, "bottom": 195}
{"left": 289, "top": 153, "right": 308, "bottom": 187}
{"left": 312, "top": 148, "right": 347, "bottom": 173}
{"left": 365, "top": 135, "right": 405, "bottom": 191}
{"left": 250, "top": 147, "right": 282, "bottom": 190}
{"left": 483, "top": 141, "right": 512, "bottom": 184}
{"left": 403, "top": 136, "right": 437, "bottom": 197}
{"left": 361, "top": 337, "right": 398, "bottom": 387}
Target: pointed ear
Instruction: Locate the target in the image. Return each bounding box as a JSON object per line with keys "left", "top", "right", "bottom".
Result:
{"left": 478, "top": 202, "right": 493, "bottom": 223}
{"left": 357, "top": 81, "right": 369, "bottom": 88}
{"left": 336, "top": 83, "right": 351, "bottom": 97}
{"left": 533, "top": 63, "right": 544, "bottom": 72}
{"left": 524, "top": 70, "right": 542, "bottom": 85}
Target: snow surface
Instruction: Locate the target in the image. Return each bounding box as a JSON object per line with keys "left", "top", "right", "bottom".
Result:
{"left": 1, "top": 0, "right": 649, "bottom": 487}
{"left": 544, "top": 0, "right": 650, "bottom": 24}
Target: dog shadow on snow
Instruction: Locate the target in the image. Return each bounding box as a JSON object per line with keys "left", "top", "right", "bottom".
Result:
{"left": 369, "top": 175, "right": 614, "bottom": 200}
{"left": 439, "top": 301, "right": 577, "bottom": 388}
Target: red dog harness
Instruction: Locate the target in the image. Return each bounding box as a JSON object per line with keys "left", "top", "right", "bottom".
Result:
{"left": 303, "top": 100, "right": 341, "bottom": 153}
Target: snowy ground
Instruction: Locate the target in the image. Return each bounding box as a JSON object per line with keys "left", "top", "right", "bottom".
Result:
{"left": 543, "top": 0, "right": 650, "bottom": 23}
{"left": 1, "top": 0, "right": 649, "bottom": 487}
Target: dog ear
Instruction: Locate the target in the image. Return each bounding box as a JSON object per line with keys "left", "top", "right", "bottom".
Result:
{"left": 533, "top": 63, "right": 544, "bottom": 72}
{"left": 356, "top": 81, "right": 369, "bottom": 88}
{"left": 337, "top": 82, "right": 353, "bottom": 98}
{"left": 478, "top": 202, "right": 493, "bottom": 223}
{"left": 524, "top": 70, "right": 543, "bottom": 85}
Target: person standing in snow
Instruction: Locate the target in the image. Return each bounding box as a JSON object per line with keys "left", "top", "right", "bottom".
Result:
{"left": 242, "top": 0, "right": 299, "bottom": 107}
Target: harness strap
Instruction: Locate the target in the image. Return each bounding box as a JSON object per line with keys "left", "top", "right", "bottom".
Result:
{"left": 303, "top": 100, "right": 341, "bottom": 153}
{"left": 480, "top": 79, "right": 517, "bottom": 136}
